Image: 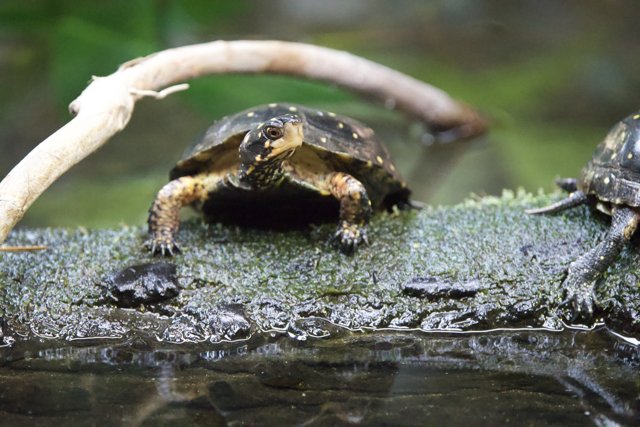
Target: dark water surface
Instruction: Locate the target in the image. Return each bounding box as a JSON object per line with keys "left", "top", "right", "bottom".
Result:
{"left": 1, "top": 327, "right": 638, "bottom": 426}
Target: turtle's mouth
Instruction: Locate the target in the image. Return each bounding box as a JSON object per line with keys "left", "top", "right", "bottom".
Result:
{"left": 269, "top": 121, "right": 303, "bottom": 159}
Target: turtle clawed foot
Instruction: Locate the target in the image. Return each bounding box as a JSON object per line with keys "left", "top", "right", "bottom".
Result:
{"left": 560, "top": 279, "right": 597, "bottom": 324}
{"left": 144, "top": 235, "right": 181, "bottom": 257}
{"left": 332, "top": 222, "right": 369, "bottom": 255}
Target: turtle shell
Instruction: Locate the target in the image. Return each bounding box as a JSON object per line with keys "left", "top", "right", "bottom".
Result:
{"left": 170, "top": 103, "right": 410, "bottom": 212}
{"left": 579, "top": 111, "right": 640, "bottom": 207}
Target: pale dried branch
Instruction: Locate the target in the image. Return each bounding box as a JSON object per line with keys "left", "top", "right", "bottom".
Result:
{"left": 0, "top": 245, "right": 47, "bottom": 252}
{"left": 128, "top": 83, "right": 190, "bottom": 99}
{"left": 0, "top": 40, "right": 487, "bottom": 243}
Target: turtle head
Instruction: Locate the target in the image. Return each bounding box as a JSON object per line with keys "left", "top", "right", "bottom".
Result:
{"left": 238, "top": 116, "right": 303, "bottom": 187}
{"left": 240, "top": 116, "right": 303, "bottom": 164}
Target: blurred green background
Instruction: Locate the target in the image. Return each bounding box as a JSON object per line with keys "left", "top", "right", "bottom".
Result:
{"left": 1, "top": 0, "right": 639, "bottom": 228}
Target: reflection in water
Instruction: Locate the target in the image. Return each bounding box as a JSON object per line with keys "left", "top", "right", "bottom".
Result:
{"left": 0, "top": 326, "right": 638, "bottom": 426}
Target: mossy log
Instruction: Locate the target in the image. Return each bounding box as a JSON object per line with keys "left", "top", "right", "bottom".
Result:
{"left": 1, "top": 191, "right": 639, "bottom": 344}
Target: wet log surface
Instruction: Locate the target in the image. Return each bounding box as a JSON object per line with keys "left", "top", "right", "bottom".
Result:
{"left": 1, "top": 191, "right": 639, "bottom": 343}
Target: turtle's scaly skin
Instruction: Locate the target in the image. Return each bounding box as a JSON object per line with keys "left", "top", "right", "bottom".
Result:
{"left": 146, "top": 176, "right": 208, "bottom": 256}
{"left": 146, "top": 104, "right": 410, "bottom": 256}
{"left": 527, "top": 111, "right": 640, "bottom": 322}
{"left": 329, "top": 172, "right": 372, "bottom": 252}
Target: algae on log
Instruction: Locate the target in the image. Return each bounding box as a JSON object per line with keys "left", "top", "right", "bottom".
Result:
{"left": 1, "top": 191, "right": 639, "bottom": 343}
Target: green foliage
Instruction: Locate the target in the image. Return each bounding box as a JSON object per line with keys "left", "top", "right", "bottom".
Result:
{"left": 0, "top": 0, "right": 254, "bottom": 109}
{"left": 51, "top": 15, "right": 158, "bottom": 104}
{"left": 185, "top": 75, "right": 353, "bottom": 118}
{"left": 23, "top": 174, "right": 164, "bottom": 228}
{"left": 2, "top": 1, "right": 640, "bottom": 226}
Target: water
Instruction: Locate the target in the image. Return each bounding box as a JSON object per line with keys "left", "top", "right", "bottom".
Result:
{"left": 1, "top": 328, "right": 638, "bottom": 426}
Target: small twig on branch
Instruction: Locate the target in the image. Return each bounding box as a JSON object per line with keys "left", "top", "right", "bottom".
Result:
{"left": 0, "top": 40, "right": 488, "bottom": 244}
{"left": 129, "top": 83, "right": 190, "bottom": 100}
{"left": 0, "top": 245, "right": 48, "bottom": 252}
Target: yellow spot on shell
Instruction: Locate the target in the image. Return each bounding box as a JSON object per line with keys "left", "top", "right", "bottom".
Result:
{"left": 317, "top": 111, "right": 324, "bottom": 116}
{"left": 328, "top": 112, "right": 336, "bottom": 117}
{"left": 246, "top": 111, "right": 255, "bottom": 117}
{"left": 634, "top": 114, "right": 640, "bottom": 120}
{"left": 268, "top": 103, "right": 277, "bottom": 107}
{"left": 338, "top": 122, "right": 345, "bottom": 129}
{"left": 320, "top": 137, "right": 327, "bottom": 143}
{"left": 288, "top": 106, "right": 298, "bottom": 112}
{"left": 376, "top": 156, "right": 384, "bottom": 164}
{"left": 389, "top": 164, "right": 396, "bottom": 171}
{"left": 352, "top": 132, "right": 359, "bottom": 139}
{"left": 628, "top": 153, "right": 634, "bottom": 159}
{"left": 366, "top": 161, "right": 373, "bottom": 167}
{"left": 604, "top": 177, "right": 610, "bottom": 185}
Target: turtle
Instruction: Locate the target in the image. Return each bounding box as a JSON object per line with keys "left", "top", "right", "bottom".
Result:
{"left": 527, "top": 111, "right": 640, "bottom": 321}
{"left": 145, "top": 103, "right": 410, "bottom": 256}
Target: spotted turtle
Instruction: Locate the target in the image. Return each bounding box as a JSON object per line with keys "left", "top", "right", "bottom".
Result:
{"left": 527, "top": 111, "right": 640, "bottom": 320}
{"left": 146, "top": 103, "right": 410, "bottom": 256}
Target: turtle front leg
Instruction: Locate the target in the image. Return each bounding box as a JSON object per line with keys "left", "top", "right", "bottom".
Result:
{"left": 145, "top": 175, "right": 210, "bottom": 256}
{"left": 328, "top": 172, "right": 372, "bottom": 254}
{"left": 562, "top": 206, "right": 640, "bottom": 321}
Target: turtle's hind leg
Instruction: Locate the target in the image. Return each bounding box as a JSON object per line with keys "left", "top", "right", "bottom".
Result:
{"left": 561, "top": 206, "right": 640, "bottom": 322}
{"left": 526, "top": 177, "right": 587, "bottom": 214}
{"left": 526, "top": 191, "right": 587, "bottom": 214}
{"left": 146, "top": 174, "right": 219, "bottom": 256}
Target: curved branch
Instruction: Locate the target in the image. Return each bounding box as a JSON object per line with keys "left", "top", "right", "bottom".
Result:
{"left": 0, "top": 40, "right": 487, "bottom": 243}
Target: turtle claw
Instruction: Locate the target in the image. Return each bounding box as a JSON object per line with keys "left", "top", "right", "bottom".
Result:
{"left": 332, "top": 222, "right": 369, "bottom": 254}
{"left": 144, "top": 236, "right": 181, "bottom": 257}
{"left": 560, "top": 278, "right": 597, "bottom": 324}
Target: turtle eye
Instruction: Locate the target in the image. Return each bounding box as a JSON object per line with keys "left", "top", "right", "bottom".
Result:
{"left": 264, "top": 126, "right": 284, "bottom": 140}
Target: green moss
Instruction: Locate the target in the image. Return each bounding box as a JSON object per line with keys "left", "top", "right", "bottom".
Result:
{"left": 1, "top": 191, "right": 639, "bottom": 343}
